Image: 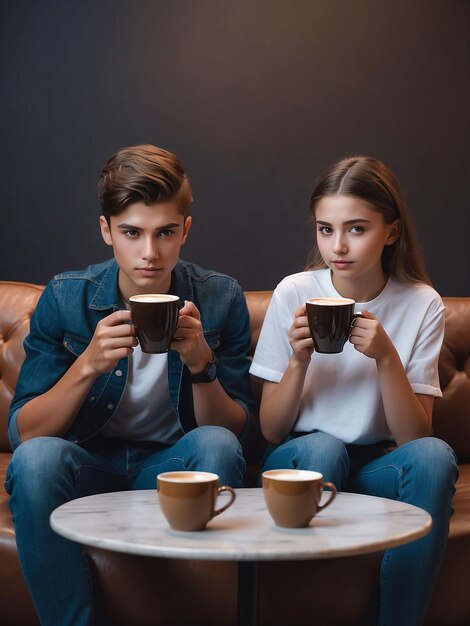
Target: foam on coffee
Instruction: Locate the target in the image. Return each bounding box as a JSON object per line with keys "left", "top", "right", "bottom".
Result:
{"left": 129, "top": 294, "right": 179, "bottom": 303}
{"left": 307, "top": 297, "right": 354, "bottom": 306}
{"left": 263, "top": 470, "right": 322, "bottom": 481}
{"left": 158, "top": 471, "right": 218, "bottom": 483}
{"left": 158, "top": 471, "right": 235, "bottom": 530}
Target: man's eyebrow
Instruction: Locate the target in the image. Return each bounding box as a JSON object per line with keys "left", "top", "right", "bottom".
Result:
{"left": 156, "top": 223, "right": 182, "bottom": 230}
{"left": 316, "top": 219, "right": 371, "bottom": 226}
{"left": 116, "top": 222, "right": 182, "bottom": 230}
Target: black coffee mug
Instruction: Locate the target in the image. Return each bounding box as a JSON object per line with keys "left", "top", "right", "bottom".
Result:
{"left": 306, "top": 297, "right": 362, "bottom": 354}
{"left": 129, "top": 294, "right": 179, "bottom": 354}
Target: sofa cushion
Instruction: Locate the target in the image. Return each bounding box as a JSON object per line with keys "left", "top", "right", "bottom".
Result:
{"left": 0, "top": 282, "right": 44, "bottom": 452}
{"left": 1, "top": 282, "right": 470, "bottom": 626}
{"left": 433, "top": 298, "right": 470, "bottom": 459}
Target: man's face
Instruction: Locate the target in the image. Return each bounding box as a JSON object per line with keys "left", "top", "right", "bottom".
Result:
{"left": 100, "top": 201, "right": 191, "bottom": 302}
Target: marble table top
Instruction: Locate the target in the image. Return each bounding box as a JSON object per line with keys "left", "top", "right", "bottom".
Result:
{"left": 50, "top": 488, "right": 432, "bottom": 562}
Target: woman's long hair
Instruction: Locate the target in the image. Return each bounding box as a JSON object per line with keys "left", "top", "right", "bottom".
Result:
{"left": 306, "top": 156, "right": 431, "bottom": 285}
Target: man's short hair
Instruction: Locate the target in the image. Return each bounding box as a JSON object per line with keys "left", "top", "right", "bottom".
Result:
{"left": 98, "top": 144, "right": 193, "bottom": 222}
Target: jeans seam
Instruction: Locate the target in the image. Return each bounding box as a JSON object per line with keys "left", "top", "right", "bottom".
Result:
{"left": 131, "top": 456, "right": 186, "bottom": 477}
{"left": 351, "top": 464, "right": 404, "bottom": 500}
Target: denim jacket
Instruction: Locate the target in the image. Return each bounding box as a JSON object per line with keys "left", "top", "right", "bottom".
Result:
{"left": 8, "top": 259, "right": 254, "bottom": 450}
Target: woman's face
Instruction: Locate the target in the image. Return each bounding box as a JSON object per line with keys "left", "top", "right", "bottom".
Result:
{"left": 315, "top": 194, "right": 399, "bottom": 299}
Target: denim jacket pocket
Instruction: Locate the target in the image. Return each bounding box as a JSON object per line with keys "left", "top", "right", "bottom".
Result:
{"left": 203, "top": 329, "right": 221, "bottom": 351}
{"left": 63, "top": 334, "right": 90, "bottom": 357}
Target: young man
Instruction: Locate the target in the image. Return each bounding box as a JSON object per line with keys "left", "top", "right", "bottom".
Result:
{"left": 5, "top": 144, "right": 254, "bottom": 626}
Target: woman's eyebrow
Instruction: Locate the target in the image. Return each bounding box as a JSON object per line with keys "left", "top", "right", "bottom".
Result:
{"left": 316, "top": 218, "right": 371, "bottom": 226}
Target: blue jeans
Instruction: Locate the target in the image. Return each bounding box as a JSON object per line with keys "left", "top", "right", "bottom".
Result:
{"left": 262, "top": 431, "right": 458, "bottom": 626}
{"left": 5, "top": 426, "right": 245, "bottom": 626}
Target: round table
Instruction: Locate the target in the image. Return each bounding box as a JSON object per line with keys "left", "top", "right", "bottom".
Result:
{"left": 51, "top": 488, "right": 432, "bottom": 625}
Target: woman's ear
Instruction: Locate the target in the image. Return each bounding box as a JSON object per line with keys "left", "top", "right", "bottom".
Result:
{"left": 385, "top": 220, "right": 401, "bottom": 246}
{"left": 99, "top": 216, "right": 113, "bottom": 246}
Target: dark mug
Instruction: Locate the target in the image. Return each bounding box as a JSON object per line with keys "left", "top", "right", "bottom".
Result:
{"left": 129, "top": 294, "right": 179, "bottom": 354}
{"left": 306, "top": 297, "right": 361, "bottom": 354}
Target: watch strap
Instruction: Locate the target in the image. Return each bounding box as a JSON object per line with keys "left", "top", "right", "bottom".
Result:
{"left": 190, "top": 352, "right": 217, "bottom": 383}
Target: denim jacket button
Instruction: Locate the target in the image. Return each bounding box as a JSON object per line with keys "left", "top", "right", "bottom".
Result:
{"left": 107, "top": 403, "right": 114, "bottom": 410}
{"left": 115, "top": 369, "right": 123, "bottom": 377}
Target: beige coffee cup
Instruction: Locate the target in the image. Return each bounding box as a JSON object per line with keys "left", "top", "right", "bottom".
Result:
{"left": 157, "top": 471, "right": 236, "bottom": 531}
{"left": 262, "top": 469, "right": 337, "bottom": 528}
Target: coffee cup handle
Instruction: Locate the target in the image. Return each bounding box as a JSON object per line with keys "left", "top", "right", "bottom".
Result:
{"left": 317, "top": 482, "right": 337, "bottom": 512}
{"left": 213, "top": 485, "right": 236, "bottom": 517}
{"left": 349, "top": 312, "right": 364, "bottom": 337}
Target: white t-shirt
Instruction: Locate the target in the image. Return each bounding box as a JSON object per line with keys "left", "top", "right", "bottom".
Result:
{"left": 102, "top": 344, "right": 183, "bottom": 444}
{"left": 250, "top": 269, "right": 444, "bottom": 445}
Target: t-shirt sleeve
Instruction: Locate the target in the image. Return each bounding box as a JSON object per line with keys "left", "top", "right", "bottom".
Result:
{"left": 407, "top": 296, "right": 445, "bottom": 397}
{"left": 249, "top": 288, "right": 294, "bottom": 383}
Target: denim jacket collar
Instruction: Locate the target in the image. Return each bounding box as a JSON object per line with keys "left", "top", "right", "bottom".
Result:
{"left": 88, "top": 259, "right": 195, "bottom": 310}
{"left": 89, "top": 261, "right": 122, "bottom": 311}
{"left": 170, "top": 261, "right": 195, "bottom": 304}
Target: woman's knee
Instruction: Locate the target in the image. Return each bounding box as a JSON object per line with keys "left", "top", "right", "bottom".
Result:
{"left": 403, "top": 437, "right": 458, "bottom": 478}
{"left": 264, "top": 431, "right": 349, "bottom": 487}
{"left": 394, "top": 437, "right": 458, "bottom": 518}
{"left": 294, "top": 431, "right": 346, "bottom": 460}
{"left": 397, "top": 437, "right": 458, "bottom": 510}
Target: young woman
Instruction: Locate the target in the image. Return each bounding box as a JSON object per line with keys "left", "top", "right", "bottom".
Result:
{"left": 250, "top": 156, "right": 458, "bottom": 626}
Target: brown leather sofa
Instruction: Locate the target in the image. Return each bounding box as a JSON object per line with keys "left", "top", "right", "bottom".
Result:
{"left": 1, "top": 281, "right": 469, "bottom": 626}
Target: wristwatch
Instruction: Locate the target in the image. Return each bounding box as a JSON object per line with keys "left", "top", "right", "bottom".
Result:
{"left": 190, "top": 352, "right": 217, "bottom": 383}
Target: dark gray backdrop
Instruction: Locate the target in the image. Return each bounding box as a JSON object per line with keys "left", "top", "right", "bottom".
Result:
{"left": 1, "top": 0, "right": 469, "bottom": 295}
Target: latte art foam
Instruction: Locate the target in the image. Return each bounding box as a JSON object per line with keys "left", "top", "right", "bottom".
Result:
{"left": 158, "top": 471, "right": 218, "bottom": 483}
{"left": 263, "top": 470, "right": 323, "bottom": 481}
{"left": 307, "top": 297, "right": 355, "bottom": 306}
{"left": 129, "top": 294, "right": 179, "bottom": 303}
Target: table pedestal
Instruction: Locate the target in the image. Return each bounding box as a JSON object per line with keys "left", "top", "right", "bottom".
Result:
{"left": 237, "top": 561, "right": 259, "bottom": 626}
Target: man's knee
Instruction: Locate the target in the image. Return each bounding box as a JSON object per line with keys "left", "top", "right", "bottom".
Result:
{"left": 186, "top": 426, "right": 242, "bottom": 457}
{"left": 180, "top": 426, "right": 244, "bottom": 487}
{"left": 7, "top": 437, "right": 77, "bottom": 489}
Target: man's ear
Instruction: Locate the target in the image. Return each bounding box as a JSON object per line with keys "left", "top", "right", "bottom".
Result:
{"left": 99, "top": 216, "right": 113, "bottom": 246}
{"left": 181, "top": 216, "right": 192, "bottom": 245}
{"left": 385, "top": 220, "right": 400, "bottom": 246}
